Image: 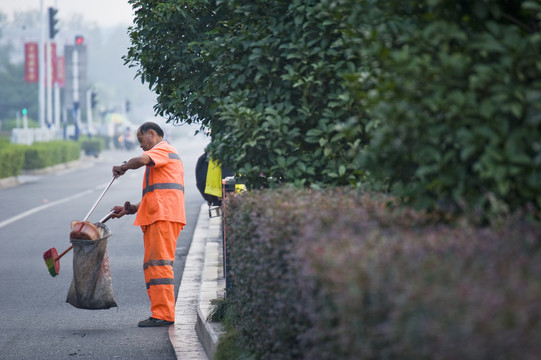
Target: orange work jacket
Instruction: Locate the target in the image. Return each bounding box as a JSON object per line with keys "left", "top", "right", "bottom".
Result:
{"left": 134, "top": 141, "right": 186, "bottom": 226}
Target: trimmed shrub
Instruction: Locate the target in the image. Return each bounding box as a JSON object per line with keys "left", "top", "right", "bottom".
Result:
{"left": 0, "top": 137, "right": 11, "bottom": 149}
{"left": 0, "top": 141, "right": 81, "bottom": 178}
{"left": 23, "top": 141, "right": 81, "bottom": 170}
{"left": 80, "top": 138, "right": 104, "bottom": 156}
{"left": 224, "top": 188, "right": 541, "bottom": 359}
{"left": 65, "top": 141, "right": 82, "bottom": 162}
{"left": 0, "top": 118, "right": 39, "bottom": 131}
{"left": 0, "top": 145, "right": 25, "bottom": 178}
{"left": 225, "top": 188, "right": 311, "bottom": 359}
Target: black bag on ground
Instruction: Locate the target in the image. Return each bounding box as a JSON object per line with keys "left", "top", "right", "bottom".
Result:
{"left": 66, "top": 223, "right": 117, "bottom": 310}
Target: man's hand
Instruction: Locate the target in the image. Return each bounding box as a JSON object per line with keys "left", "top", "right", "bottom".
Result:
{"left": 112, "top": 164, "right": 126, "bottom": 178}
{"left": 124, "top": 201, "right": 138, "bottom": 214}
{"left": 110, "top": 201, "right": 139, "bottom": 218}
{"left": 110, "top": 205, "right": 127, "bottom": 218}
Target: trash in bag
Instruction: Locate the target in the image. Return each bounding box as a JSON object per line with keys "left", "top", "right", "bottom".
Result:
{"left": 66, "top": 223, "right": 118, "bottom": 310}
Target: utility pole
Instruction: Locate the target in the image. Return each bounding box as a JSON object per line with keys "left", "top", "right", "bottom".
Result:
{"left": 64, "top": 35, "right": 87, "bottom": 141}
{"left": 72, "top": 45, "right": 80, "bottom": 140}
{"left": 54, "top": 83, "right": 61, "bottom": 129}
{"left": 46, "top": 26, "right": 52, "bottom": 128}
{"left": 23, "top": 108, "right": 28, "bottom": 129}
{"left": 86, "top": 89, "right": 93, "bottom": 136}
{"left": 38, "top": 0, "right": 45, "bottom": 128}
{"left": 47, "top": 7, "right": 59, "bottom": 129}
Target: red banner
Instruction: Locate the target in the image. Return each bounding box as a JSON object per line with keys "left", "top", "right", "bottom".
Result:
{"left": 24, "top": 42, "right": 39, "bottom": 83}
{"left": 56, "top": 56, "right": 65, "bottom": 87}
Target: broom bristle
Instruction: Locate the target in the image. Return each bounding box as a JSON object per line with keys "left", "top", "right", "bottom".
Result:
{"left": 43, "top": 248, "right": 59, "bottom": 277}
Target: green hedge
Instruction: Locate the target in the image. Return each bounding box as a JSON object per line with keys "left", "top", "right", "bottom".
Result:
{"left": 223, "top": 188, "right": 541, "bottom": 359}
{"left": 0, "top": 118, "right": 39, "bottom": 131}
{"left": 0, "top": 141, "right": 82, "bottom": 179}
{"left": 22, "top": 141, "right": 81, "bottom": 170}
{"left": 0, "top": 137, "right": 11, "bottom": 149}
{"left": 80, "top": 138, "right": 104, "bottom": 156}
{"left": 0, "top": 146, "right": 25, "bottom": 178}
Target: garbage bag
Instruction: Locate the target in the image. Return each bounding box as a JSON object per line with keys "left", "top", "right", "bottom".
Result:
{"left": 66, "top": 223, "right": 117, "bottom": 310}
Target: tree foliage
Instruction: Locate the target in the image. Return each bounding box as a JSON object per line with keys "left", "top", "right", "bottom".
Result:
{"left": 125, "top": 0, "right": 541, "bottom": 212}
{"left": 126, "top": 0, "right": 223, "bottom": 123}
{"left": 126, "top": 0, "right": 366, "bottom": 187}
{"left": 0, "top": 45, "right": 38, "bottom": 123}
{"left": 338, "top": 0, "right": 541, "bottom": 212}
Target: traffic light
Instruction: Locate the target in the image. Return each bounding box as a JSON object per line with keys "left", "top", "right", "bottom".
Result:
{"left": 48, "top": 7, "right": 59, "bottom": 39}
{"left": 125, "top": 99, "right": 131, "bottom": 113}
{"left": 75, "top": 35, "right": 84, "bottom": 46}
{"left": 22, "top": 108, "right": 28, "bottom": 116}
{"left": 91, "top": 91, "right": 98, "bottom": 109}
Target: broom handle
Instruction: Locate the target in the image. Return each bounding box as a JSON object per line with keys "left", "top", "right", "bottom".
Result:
{"left": 83, "top": 177, "right": 116, "bottom": 222}
{"left": 57, "top": 245, "right": 73, "bottom": 260}
{"left": 98, "top": 210, "right": 116, "bottom": 224}
{"left": 60, "top": 210, "right": 116, "bottom": 260}
{"left": 77, "top": 177, "right": 116, "bottom": 232}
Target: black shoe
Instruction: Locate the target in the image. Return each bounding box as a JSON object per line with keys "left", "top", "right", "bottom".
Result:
{"left": 138, "top": 317, "right": 174, "bottom": 327}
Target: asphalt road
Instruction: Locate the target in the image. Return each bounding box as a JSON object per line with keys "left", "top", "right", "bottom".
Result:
{"left": 0, "top": 133, "right": 208, "bottom": 359}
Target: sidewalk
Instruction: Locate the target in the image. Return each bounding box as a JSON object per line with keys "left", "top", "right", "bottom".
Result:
{"left": 169, "top": 203, "right": 225, "bottom": 360}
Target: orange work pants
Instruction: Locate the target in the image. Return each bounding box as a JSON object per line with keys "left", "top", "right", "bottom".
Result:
{"left": 141, "top": 220, "right": 183, "bottom": 322}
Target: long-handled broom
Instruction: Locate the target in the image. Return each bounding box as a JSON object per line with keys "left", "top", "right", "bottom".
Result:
{"left": 43, "top": 177, "right": 116, "bottom": 277}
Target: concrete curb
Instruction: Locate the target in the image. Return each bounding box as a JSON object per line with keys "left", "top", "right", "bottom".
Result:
{"left": 0, "top": 176, "right": 18, "bottom": 189}
{"left": 195, "top": 211, "right": 226, "bottom": 360}
{"left": 170, "top": 204, "right": 225, "bottom": 359}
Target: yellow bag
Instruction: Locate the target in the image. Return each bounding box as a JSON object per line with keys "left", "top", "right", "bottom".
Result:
{"left": 204, "top": 158, "right": 222, "bottom": 198}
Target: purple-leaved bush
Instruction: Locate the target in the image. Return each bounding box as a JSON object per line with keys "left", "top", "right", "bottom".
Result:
{"left": 224, "top": 188, "right": 541, "bottom": 360}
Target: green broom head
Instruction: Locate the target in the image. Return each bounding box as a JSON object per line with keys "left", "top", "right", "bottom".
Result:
{"left": 43, "top": 248, "right": 59, "bottom": 277}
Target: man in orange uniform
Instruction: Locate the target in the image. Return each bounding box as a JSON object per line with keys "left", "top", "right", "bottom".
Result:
{"left": 111, "top": 122, "right": 186, "bottom": 327}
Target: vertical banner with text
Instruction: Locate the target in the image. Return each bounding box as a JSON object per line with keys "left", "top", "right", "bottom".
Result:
{"left": 24, "top": 42, "right": 39, "bottom": 83}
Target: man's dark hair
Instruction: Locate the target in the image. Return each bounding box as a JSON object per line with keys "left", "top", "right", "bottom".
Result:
{"left": 139, "top": 122, "right": 164, "bottom": 137}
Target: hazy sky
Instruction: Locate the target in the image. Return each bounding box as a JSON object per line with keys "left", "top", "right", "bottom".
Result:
{"left": 0, "top": 0, "right": 135, "bottom": 27}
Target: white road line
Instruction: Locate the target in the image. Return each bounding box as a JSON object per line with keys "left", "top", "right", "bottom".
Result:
{"left": 0, "top": 182, "right": 110, "bottom": 229}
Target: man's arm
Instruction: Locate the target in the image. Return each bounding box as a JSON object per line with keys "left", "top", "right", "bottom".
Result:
{"left": 112, "top": 154, "right": 153, "bottom": 178}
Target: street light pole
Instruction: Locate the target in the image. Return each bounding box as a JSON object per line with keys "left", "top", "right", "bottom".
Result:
{"left": 46, "top": 38, "right": 53, "bottom": 128}
{"left": 72, "top": 46, "right": 80, "bottom": 140}
{"left": 38, "top": 0, "right": 45, "bottom": 128}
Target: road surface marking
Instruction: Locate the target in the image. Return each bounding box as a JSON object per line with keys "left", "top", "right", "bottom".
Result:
{"left": 0, "top": 182, "right": 110, "bottom": 229}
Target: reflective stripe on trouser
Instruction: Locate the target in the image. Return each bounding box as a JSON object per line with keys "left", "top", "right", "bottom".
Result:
{"left": 142, "top": 220, "right": 183, "bottom": 322}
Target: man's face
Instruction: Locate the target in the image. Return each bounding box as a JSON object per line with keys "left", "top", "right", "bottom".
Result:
{"left": 137, "top": 130, "right": 154, "bottom": 151}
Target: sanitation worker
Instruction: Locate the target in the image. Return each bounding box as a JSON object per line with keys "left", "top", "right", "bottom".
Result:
{"left": 111, "top": 121, "right": 185, "bottom": 327}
